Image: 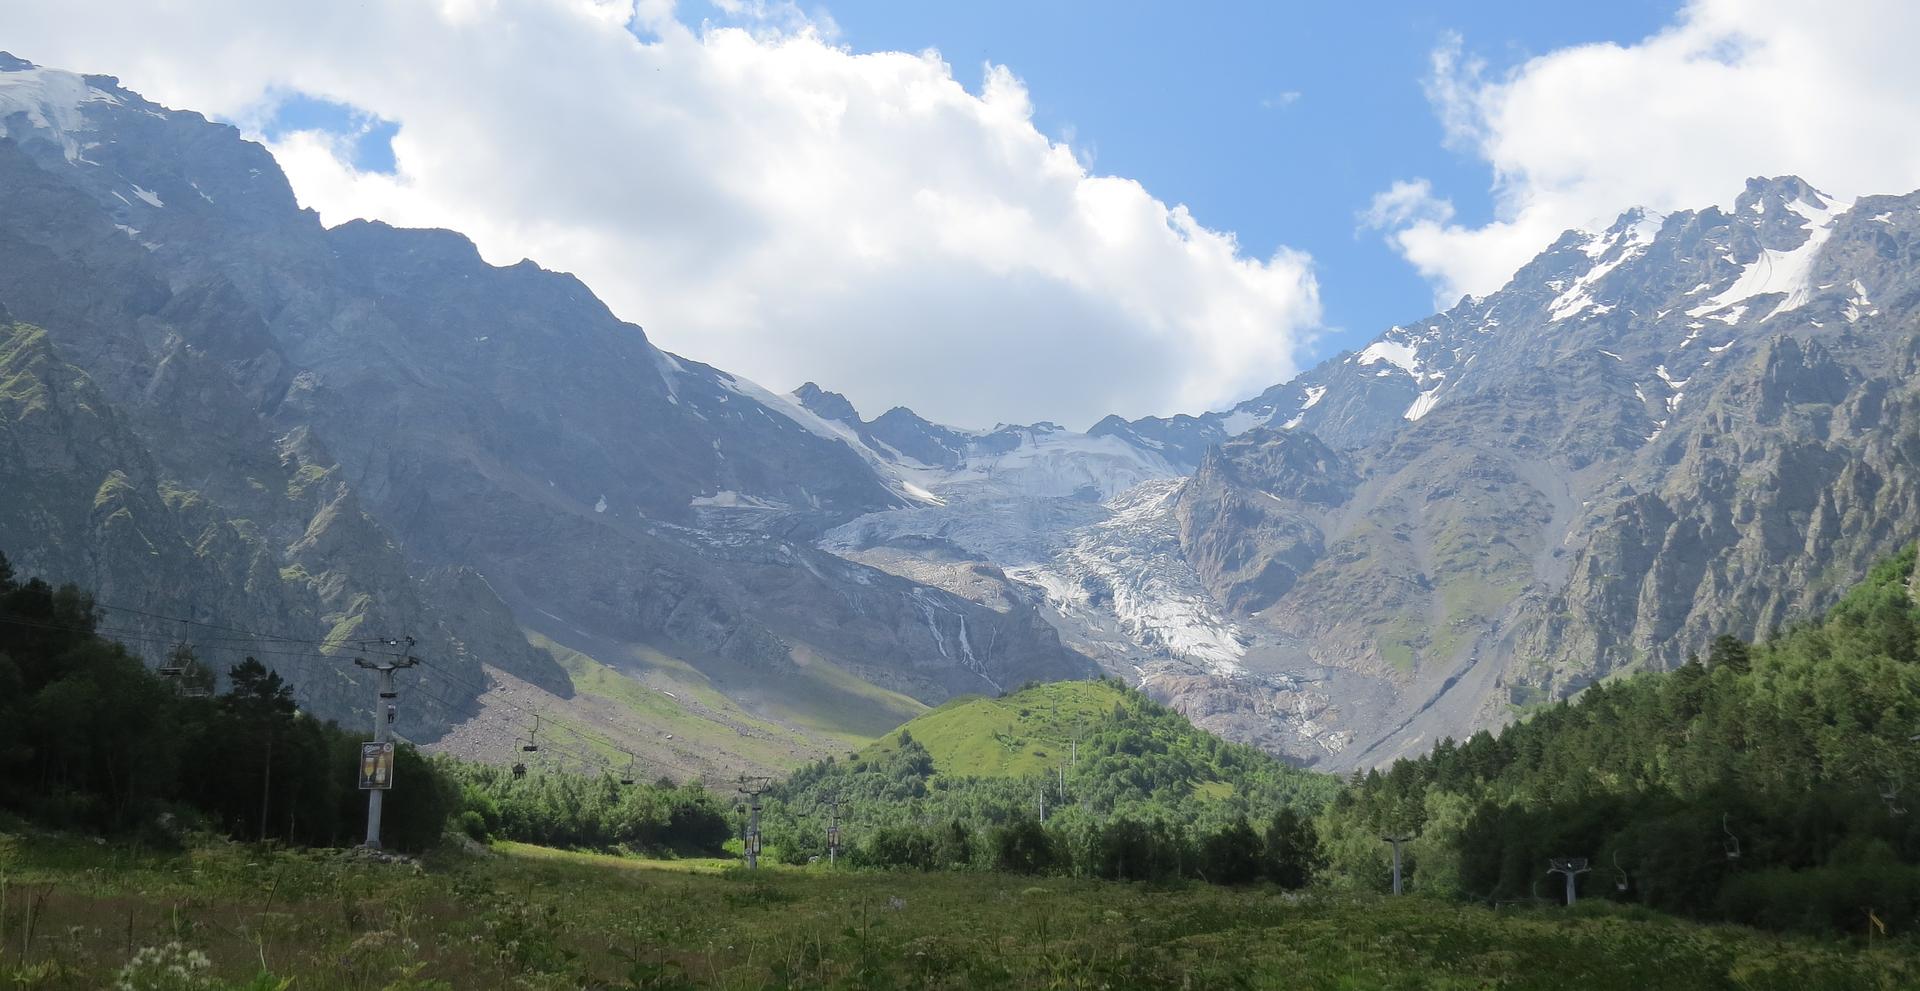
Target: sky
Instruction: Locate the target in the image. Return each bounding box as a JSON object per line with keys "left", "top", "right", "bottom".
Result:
{"left": 6, "top": 1, "right": 1920, "bottom": 428}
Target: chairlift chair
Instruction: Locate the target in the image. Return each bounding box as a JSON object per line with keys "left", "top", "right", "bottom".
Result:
{"left": 1722, "top": 813, "right": 1741, "bottom": 861}
{"left": 1613, "top": 852, "right": 1629, "bottom": 893}
{"left": 522, "top": 714, "right": 542, "bottom": 754}
{"left": 620, "top": 757, "right": 637, "bottom": 786}
{"left": 159, "top": 640, "right": 203, "bottom": 695}
{"left": 512, "top": 762, "right": 528, "bottom": 779}
{"left": 1883, "top": 778, "right": 1908, "bottom": 817}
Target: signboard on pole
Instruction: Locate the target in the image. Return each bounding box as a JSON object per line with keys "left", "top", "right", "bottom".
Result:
{"left": 358, "top": 742, "right": 395, "bottom": 790}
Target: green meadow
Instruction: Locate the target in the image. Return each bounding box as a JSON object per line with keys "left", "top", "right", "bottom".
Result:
{"left": 1, "top": 831, "right": 1912, "bottom": 991}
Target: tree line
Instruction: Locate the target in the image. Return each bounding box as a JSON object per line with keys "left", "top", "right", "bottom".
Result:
{"left": 0, "top": 550, "right": 729, "bottom": 856}
{"left": 1320, "top": 545, "right": 1920, "bottom": 933}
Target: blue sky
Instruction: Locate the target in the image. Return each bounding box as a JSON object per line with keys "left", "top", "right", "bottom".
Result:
{"left": 259, "top": 93, "right": 400, "bottom": 173}
{"left": 755, "top": 0, "right": 1680, "bottom": 357}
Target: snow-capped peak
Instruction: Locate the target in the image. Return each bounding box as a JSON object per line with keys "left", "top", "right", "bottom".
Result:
{"left": 1547, "top": 207, "right": 1666, "bottom": 323}
{"left": 1689, "top": 181, "right": 1853, "bottom": 324}
{"left": 0, "top": 55, "right": 123, "bottom": 163}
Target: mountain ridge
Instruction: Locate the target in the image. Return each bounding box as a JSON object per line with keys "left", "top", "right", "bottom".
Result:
{"left": 0, "top": 54, "right": 1095, "bottom": 777}
{"left": 6, "top": 50, "right": 1920, "bottom": 778}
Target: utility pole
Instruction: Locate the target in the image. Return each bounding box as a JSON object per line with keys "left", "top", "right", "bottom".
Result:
{"left": 1381, "top": 835, "right": 1412, "bottom": 895}
{"left": 1038, "top": 785, "right": 1046, "bottom": 823}
{"left": 827, "top": 795, "right": 841, "bottom": 867}
{"left": 1548, "top": 857, "right": 1591, "bottom": 905}
{"left": 736, "top": 776, "right": 770, "bottom": 869}
{"left": 353, "top": 639, "right": 417, "bottom": 850}
{"left": 259, "top": 727, "right": 273, "bottom": 843}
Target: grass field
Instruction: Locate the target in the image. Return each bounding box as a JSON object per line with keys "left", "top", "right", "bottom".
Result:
{"left": 2, "top": 831, "right": 1913, "bottom": 990}
{"left": 866, "top": 680, "right": 1130, "bottom": 779}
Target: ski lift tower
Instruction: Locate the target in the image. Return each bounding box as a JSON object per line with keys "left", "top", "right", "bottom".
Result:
{"left": 1548, "top": 857, "right": 1591, "bottom": 906}
{"left": 1381, "top": 834, "right": 1413, "bottom": 895}
{"left": 352, "top": 639, "right": 419, "bottom": 850}
{"left": 736, "top": 776, "right": 771, "bottom": 869}
{"left": 826, "top": 794, "right": 842, "bottom": 866}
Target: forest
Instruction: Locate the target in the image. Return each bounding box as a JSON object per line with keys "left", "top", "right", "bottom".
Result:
{"left": 1321, "top": 545, "right": 1920, "bottom": 932}
{"left": 0, "top": 550, "right": 731, "bottom": 857}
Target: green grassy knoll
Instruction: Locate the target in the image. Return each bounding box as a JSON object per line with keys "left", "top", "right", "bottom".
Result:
{"left": 1, "top": 831, "right": 1911, "bottom": 990}
{"left": 770, "top": 680, "right": 1336, "bottom": 848}
{"left": 865, "top": 679, "right": 1126, "bottom": 779}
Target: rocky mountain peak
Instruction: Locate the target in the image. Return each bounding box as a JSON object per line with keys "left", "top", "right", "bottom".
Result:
{"left": 792, "top": 381, "right": 861, "bottom": 424}
{"left": 1195, "top": 427, "right": 1356, "bottom": 507}
{"left": 1735, "top": 174, "right": 1828, "bottom": 215}
{"left": 866, "top": 405, "right": 970, "bottom": 467}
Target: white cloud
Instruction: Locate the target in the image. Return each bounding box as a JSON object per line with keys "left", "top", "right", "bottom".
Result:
{"left": 1376, "top": 0, "right": 1920, "bottom": 306}
{"left": 1361, "top": 178, "right": 1454, "bottom": 230}
{"left": 0, "top": 0, "right": 1320, "bottom": 428}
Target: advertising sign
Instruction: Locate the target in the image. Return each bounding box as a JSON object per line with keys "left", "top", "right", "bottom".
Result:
{"left": 358, "top": 741, "right": 395, "bottom": 790}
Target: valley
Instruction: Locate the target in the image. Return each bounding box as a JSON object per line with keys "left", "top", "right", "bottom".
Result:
{"left": 5, "top": 53, "right": 1920, "bottom": 780}
{"left": 5, "top": 4, "right": 1920, "bottom": 986}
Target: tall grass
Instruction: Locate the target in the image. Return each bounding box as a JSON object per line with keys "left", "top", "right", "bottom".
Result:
{"left": 0, "top": 831, "right": 1912, "bottom": 990}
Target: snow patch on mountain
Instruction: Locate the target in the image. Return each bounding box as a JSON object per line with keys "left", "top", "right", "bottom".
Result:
{"left": 1691, "top": 189, "right": 1852, "bottom": 322}
{"left": 691, "top": 490, "right": 789, "bottom": 510}
{"left": 1217, "top": 407, "right": 1267, "bottom": 437}
{"left": 1844, "top": 279, "right": 1878, "bottom": 323}
{"left": 1548, "top": 210, "right": 1664, "bottom": 323}
{"left": 1355, "top": 338, "right": 1418, "bottom": 376}
{"left": 0, "top": 60, "right": 122, "bottom": 163}
{"left": 1404, "top": 387, "right": 1443, "bottom": 422}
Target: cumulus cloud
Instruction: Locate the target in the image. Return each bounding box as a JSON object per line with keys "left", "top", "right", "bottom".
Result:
{"left": 0, "top": 0, "right": 1320, "bottom": 428}
{"left": 1375, "top": 0, "right": 1920, "bottom": 306}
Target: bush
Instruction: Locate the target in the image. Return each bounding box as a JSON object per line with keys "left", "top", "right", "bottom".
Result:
{"left": 457, "top": 810, "right": 489, "bottom": 841}
{"left": 855, "top": 825, "right": 938, "bottom": 870}
{"left": 1198, "top": 817, "right": 1263, "bottom": 885}
{"left": 1719, "top": 862, "right": 1920, "bottom": 934}
{"left": 1263, "top": 808, "right": 1322, "bottom": 889}
{"left": 993, "top": 818, "right": 1057, "bottom": 874}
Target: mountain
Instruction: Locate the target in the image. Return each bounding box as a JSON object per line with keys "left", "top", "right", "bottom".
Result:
{"left": 0, "top": 55, "right": 1093, "bottom": 777}
{"left": 8, "top": 50, "right": 1920, "bottom": 780}
{"left": 817, "top": 176, "right": 1920, "bottom": 771}
{"left": 1153, "top": 177, "right": 1920, "bottom": 765}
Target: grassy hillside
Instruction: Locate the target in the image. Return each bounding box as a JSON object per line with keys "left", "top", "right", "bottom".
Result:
{"left": 1, "top": 830, "right": 1911, "bottom": 990}
{"left": 761, "top": 680, "right": 1339, "bottom": 873}
{"left": 428, "top": 620, "right": 930, "bottom": 783}
{"left": 863, "top": 679, "right": 1131, "bottom": 779}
